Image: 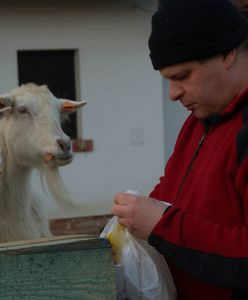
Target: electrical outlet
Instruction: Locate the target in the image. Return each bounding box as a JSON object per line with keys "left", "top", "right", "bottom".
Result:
{"left": 131, "top": 128, "right": 144, "bottom": 145}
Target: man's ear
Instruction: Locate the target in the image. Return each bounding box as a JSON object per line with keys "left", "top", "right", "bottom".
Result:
{"left": 223, "top": 49, "right": 237, "bottom": 69}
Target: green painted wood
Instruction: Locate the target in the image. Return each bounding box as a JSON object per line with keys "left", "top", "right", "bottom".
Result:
{"left": 0, "top": 236, "right": 117, "bottom": 299}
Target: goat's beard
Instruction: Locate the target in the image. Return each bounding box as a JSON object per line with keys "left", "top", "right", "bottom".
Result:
{"left": 40, "top": 164, "right": 79, "bottom": 211}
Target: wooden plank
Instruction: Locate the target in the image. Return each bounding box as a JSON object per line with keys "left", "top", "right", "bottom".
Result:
{"left": 50, "top": 215, "right": 112, "bottom": 236}
{"left": 0, "top": 236, "right": 117, "bottom": 299}
{"left": 0, "top": 235, "right": 106, "bottom": 254}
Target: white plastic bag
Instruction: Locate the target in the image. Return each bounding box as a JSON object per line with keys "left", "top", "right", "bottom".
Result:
{"left": 100, "top": 216, "right": 177, "bottom": 300}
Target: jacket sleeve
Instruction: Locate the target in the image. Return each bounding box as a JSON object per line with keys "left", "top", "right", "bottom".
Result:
{"left": 148, "top": 156, "right": 248, "bottom": 290}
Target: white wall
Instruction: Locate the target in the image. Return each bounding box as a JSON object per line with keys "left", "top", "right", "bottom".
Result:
{"left": 0, "top": 0, "right": 187, "bottom": 218}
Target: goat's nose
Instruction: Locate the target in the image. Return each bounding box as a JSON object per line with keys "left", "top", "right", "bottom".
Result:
{"left": 57, "top": 139, "right": 71, "bottom": 152}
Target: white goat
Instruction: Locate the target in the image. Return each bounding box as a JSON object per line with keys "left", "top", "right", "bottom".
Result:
{"left": 0, "top": 83, "right": 86, "bottom": 242}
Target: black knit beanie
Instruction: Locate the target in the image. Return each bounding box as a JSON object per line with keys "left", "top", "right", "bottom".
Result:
{"left": 149, "top": 0, "right": 248, "bottom": 70}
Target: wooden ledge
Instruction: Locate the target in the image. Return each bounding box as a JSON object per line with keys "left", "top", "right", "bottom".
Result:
{"left": 50, "top": 214, "right": 112, "bottom": 236}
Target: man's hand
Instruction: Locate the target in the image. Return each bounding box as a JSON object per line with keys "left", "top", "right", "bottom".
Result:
{"left": 112, "top": 193, "right": 170, "bottom": 240}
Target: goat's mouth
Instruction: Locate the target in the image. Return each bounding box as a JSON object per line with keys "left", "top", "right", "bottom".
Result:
{"left": 44, "top": 153, "right": 73, "bottom": 166}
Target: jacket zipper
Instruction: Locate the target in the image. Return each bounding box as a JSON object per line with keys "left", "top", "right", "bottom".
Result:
{"left": 175, "top": 129, "right": 209, "bottom": 204}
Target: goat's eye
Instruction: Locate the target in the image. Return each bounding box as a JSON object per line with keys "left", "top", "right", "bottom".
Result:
{"left": 18, "top": 106, "right": 29, "bottom": 115}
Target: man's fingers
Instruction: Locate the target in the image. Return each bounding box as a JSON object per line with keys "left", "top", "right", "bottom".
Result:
{"left": 112, "top": 203, "right": 129, "bottom": 217}
{"left": 114, "top": 192, "right": 132, "bottom": 205}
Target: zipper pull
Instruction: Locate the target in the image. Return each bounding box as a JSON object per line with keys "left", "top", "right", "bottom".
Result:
{"left": 194, "top": 131, "right": 208, "bottom": 157}
{"left": 198, "top": 132, "right": 207, "bottom": 146}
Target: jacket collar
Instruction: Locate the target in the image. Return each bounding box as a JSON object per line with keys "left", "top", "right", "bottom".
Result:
{"left": 202, "top": 87, "right": 248, "bottom": 129}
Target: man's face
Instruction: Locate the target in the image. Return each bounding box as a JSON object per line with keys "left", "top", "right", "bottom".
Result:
{"left": 159, "top": 56, "right": 234, "bottom": 119}
{"left": 233, "top": 0, "right": 248, "bottom": 10}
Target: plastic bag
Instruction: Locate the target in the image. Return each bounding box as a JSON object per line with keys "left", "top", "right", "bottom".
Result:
{"left": 100, "top": 215, "right": 177, "bottom": 300}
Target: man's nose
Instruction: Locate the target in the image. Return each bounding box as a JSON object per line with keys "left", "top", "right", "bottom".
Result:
{"left": 169, "top": 81, "right": 184, "bottom": 101}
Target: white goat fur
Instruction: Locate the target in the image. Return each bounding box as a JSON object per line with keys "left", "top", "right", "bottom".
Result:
{"left": 0, "top": 83, "right": 85, "bottom": 242}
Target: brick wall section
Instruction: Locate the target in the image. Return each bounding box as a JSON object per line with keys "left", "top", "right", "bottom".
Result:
{"left": 50, "top": 215, "right": 112, "bottom": 236}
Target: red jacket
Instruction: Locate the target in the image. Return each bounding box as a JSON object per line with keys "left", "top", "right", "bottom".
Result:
{"left": 148, "top": 88, "right": 248, "bottom": 300}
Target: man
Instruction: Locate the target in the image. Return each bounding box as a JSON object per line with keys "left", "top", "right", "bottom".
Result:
{"left": 112, "top": 0, "right": 248, "bottom": 299}
{"left": 234, "top": 0, "right": 248, "bottom": 10}
{"left": 235, "top": 0, "right": 248, "bottom": 19}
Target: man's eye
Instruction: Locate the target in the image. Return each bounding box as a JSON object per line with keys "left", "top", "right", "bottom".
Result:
{"left": 176, "top": 73, "right": 189, "bottom": 80}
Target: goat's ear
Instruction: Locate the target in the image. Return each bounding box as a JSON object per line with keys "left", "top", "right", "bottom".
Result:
{"left": 0, "top": 96, "right": 13, "bottom": 109}
{"left": 60, "top": 99, "right": 86, "bottom": 113}
{"left": 0, "top": 107, "right": 12, "bottom": 118}
{"left": 0, "top": 96, "right": 13, "bottom": 118}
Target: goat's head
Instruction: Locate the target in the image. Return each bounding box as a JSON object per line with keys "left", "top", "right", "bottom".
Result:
{"left": 0, "top": 83, "right": 86, "bottom": 168}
